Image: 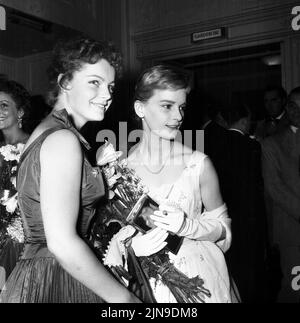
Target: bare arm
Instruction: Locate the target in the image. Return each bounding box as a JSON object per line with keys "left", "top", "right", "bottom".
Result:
{"left": 200, "top": 157, "right": 224, "bottom": 211}
{"left": 40, "top": 130, "right": 139, "bottom": 303}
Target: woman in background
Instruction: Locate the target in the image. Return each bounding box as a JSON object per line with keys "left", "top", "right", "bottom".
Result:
{"left": 0, "top": 80, "right": 31, "bottom": 291}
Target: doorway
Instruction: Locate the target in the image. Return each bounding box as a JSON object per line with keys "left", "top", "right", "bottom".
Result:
{"left": 162, "top": 43, "right": 282, "bottom": 124}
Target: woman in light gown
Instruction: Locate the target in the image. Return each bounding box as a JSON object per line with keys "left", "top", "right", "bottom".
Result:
{"left": 126, "top": 65, "right": 236, "bottom": 303}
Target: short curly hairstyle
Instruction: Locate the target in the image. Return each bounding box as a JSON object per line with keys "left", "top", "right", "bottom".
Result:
{"left": 0, "top": 79, "right": 32, "bottom": 133}
{"left": 47, "top": 36, "right": 123, "bottom": 107}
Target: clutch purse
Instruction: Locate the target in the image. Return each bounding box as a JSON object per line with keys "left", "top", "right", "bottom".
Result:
{"left": 126, "top": 193, "right": 183, "bottom": 255}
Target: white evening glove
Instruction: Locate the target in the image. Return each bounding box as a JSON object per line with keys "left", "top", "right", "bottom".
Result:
{"left": 150, "top": 204, "right": 186, "bottom": 235}
{"left": 179, "top": 204, "right": 228, "bottom": 243}
{"left": 131, "top": 227, "right": 168, "bottom": 257}
{"left": 151, "top": 203, "right": 229, "bottom": 245}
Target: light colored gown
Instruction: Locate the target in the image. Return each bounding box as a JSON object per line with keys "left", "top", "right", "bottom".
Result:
{"left": 142, "top": 151, "right": 232, "bottom": 303}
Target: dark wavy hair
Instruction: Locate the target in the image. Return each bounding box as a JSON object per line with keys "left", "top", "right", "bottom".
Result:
{"left": 0, "top": 79, "right": 31, "bottom": 133}
{"left": 47, "top": 36, "right": 123, "bottom": 107}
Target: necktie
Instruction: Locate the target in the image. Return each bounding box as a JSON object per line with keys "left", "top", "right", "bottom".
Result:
{"left": 266, "top": 117, "right": 279, "bottom": 125}
{"left": 265, "top": 118, "right": 279, "bottom": 136}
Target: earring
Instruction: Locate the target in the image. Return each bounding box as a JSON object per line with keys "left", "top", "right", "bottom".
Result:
{"left": 17, "top": 117, "right": 22, "bottom": 129}
{"left": 140, "top": 116, "right": 145, "bottom": 120}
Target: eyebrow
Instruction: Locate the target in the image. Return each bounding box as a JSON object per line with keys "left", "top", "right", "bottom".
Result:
{"left": 0, "top": 100, "right": 9, "bottom": 103}
{"left": 159, "top": 100, "right": 186, "bottom": 106}
{"left": 159, "top": 100, "right": 175, "bottom": 104}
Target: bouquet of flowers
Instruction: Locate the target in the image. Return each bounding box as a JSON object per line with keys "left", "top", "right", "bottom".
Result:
{"left": 89, "top": 141, "right": 211, "bottom": 303}
{"left": 0, "top": 144, "right": 25, "bottom": 246}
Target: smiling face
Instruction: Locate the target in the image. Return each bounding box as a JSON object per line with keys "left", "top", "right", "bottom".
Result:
{"left": 136, "top": 88, "right": 187, "bottom": 140}
{"left": 287, "top": 93, "right": 300, "bottom": 128}
{"left": 63, "top": 59, "right": 115, "bottom": 128}
{"left": 0, "top": 92, "right": 22, "bottom": 131}
{"left": 264, "top": 90, "right": 285, "bottom": 118}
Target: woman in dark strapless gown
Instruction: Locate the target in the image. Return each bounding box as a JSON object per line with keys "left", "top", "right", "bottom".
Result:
{"left": 0, "top": 37, "right": 140, "bottom": 303}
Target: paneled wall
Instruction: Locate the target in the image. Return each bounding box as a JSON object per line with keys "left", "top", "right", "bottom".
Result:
{"left": 2, "top": 0, "right": 300, "bottom": 93}
{"left": 16, "top": 52, "right": 52, "bottom": 95}
{"left": 0, "top": 52, "right": 51, "bottom": 95}
{"left": 0, "top": 0, "right": 105, "bottom": 39}
{"left": 129, "top": 0, "right": 287, "bottom": 33}
{"left": 125, "top": 0, "right": 300, "bottom": 91}
{"left": 0, "top": 54, "right": 16, "bottom": 79}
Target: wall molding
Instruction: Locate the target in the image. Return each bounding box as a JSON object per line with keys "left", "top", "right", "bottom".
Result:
{"left": 133, "top": 2, "right": 296, "bottom": 60}
{"left": 0, "top": 54, "right": 16, "bottom": 79}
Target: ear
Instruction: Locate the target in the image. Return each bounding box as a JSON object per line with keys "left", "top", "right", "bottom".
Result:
{"left": 134, "top": 100, "right": 145, "bottom": 119}
{"left": 57, "top": 74, "right": 72, "bottom": 91}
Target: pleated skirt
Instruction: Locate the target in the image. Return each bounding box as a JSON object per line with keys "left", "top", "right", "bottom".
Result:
{"left": 0, "top": 244, "right": 104, "bottom": 303}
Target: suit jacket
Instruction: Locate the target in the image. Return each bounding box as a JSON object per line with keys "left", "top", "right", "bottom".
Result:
{"left": 262, "top": 128, "right": 300, "bottom": 246}
{"left": 203, "top": 121, "right": 228, "bottom": 190}
{"left": 220, "top": 131, "right": 266, "bottom": 247}
{"left": 262, "top": 127, "right": 300, "bottom": 302}
{"left": 221, "top": 130, "right": 265, "bottom": 218}
{"left": 221, "top": 130, "right": 267, "bottom": 302}
{"left": 255, "top": 111, "right": 290, "bottom": 141}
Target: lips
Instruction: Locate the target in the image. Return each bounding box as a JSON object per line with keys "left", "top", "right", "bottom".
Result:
{"left": 92, "top": 102, "right": 107, "bottom": 112}
{"left": 166, "top": 124, "right": 181, "bottom": 130}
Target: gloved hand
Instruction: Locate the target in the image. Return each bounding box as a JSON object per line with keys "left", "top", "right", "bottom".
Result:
{"left": 131, "top": 227, "right": 168, "bottom": 257}
{"left": 150, "top": 204, "right": 186, "bottom": 235}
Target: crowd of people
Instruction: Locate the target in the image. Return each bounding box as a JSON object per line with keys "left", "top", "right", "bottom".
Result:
{"left": 193, "top": 85, "right": 300, "bottom": 303}
{"left": 0, "top": 35, "right": 299, "bottom": 303}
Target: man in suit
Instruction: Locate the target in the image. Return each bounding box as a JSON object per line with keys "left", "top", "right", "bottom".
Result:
{"left": 186, "top": 89, "right": 229, "bottom": 186}
{"left": 255, "top": 86, "right": 289, "bottom": 141}
{"left": 221, "top": 104, "right": 267, "bottom": 303}
{"left": 197, "top": 98, "right": 229, "bottom": 196}
{"left": 262, "top": 87, "right": 300, "bottom": 303}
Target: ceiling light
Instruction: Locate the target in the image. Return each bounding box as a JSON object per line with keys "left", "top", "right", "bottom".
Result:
{"left": 262, "top": 55, "right": 281, "bottom": 66}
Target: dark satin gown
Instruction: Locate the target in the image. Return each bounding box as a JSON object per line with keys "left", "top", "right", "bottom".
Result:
{"left": 0, "top": 109, "right": 106, "bottom": 303}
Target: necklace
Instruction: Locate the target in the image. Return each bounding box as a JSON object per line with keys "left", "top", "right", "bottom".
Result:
{"left": 140, "top": 141, "right": 175, "bottom": 175}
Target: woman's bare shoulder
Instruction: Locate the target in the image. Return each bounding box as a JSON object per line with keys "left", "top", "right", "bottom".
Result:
{"left": 173, "top": 141, "right": 193, "bottom": 163}
{"left": 42, "top": 128, "right": 80, "bottom": 152}
{"left": 24, "top": 116, "right": 57, "bottom": 149}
